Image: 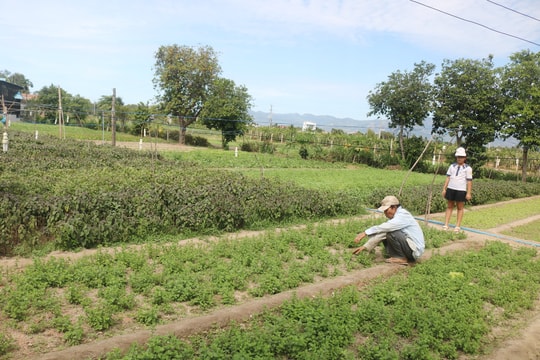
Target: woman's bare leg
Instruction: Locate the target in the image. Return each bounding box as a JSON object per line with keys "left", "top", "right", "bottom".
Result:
{"left": 455, "top": 201, "right": 465, "bottom": 228}
{"left": 444, "top": 200, "right": 454, "bottom": 227}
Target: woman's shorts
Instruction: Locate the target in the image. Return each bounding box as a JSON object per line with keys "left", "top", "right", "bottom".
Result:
{"left": 445, "top": 188, "right": 467, "bottom": 202}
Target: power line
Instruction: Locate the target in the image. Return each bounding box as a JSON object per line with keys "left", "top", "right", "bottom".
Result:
{"left": 18, "top": 103, "right": 389, "bottom": 131}
{"left": 409, "top": 0, "right": 540, "bottom": 47}
{"left": 486, "top": 0, "right": 540, "bottom": 22}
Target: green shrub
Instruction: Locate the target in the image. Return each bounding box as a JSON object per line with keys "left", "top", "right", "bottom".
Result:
{"left": 64, "top": 324, "right": 84, "bottom": 346}
{"left": 99, "top": 285, "right": 136, "bottom": 311}
{"left": 354, "top": 149, "right": 372, "bottom": 165}
{"left": 66, "top": 285, "right": 86, "bottom": 305}
{"left": 0, "top": 333, "right": 16, "bottom": 356}
{"left": 85, "top": 304, "right": 115, "bottom": 331}
{"left": 240, "top": 142, "right": 258, "bottom": 152}
{"left": 437, "top": 157, "right": 539, "bottom": 183}
{"left": 184, "top": 134, "right": 210, "bottom": 147}
{"left": 135, "top": 306, "right": 161, "bottom": 326}
{"left": 52, "top": 315, "right": 73, "bottom": 333}
{"left": 0, "top": 131, "right": 360, "bottom": 255}
{"left": 260, "top": 141, "right": 276, "bottom": 154}
{"left": 299, "top": 146, "right": 308, "bottom": 159}
{"left": 118, "top": 335, "right": 195, "bottom": 359}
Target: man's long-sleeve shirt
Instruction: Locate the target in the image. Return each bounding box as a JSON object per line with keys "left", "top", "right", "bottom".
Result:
{"left": 364, "top": 207, "right": 425, "bottom": 258}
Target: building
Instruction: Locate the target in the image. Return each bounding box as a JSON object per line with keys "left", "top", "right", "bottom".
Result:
{"left": 0, "top": 80, "right": 24, "bottom": 121}
{"left": 302, "top": 121, "right": 316, "bottom": 131}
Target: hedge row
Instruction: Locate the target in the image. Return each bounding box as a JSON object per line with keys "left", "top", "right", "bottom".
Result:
{"left": 0, "top": 132, "right": 361, "bottom": 256}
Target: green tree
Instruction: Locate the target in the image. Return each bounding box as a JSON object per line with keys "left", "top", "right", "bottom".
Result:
{"left": 28, "top": 85, "right": 66, "bottom": 123}
{"left": 96, "top": 95, "right": 126, "bottom": 131}
{"left": 499, "top": 50, "right": 540, "bottom": 182}
{"left": 402, "top": 135, "right": 432, "bottom": 173}
{"left": 432, "top": 56, "right": 503, "bottom": 168}
{"left": 200, "top": 78, "right": 253, "bottom": 149}
{"left": 131, "top": 102, "right": 152, "bottom": 137}
{"left": 0, "top": 70, "right": 33, "bottom": 92}
{"left": 26, "top": 85, "right": 92, "bottom": 125}
{"left": 67, "top": 94, "right": 92, "bottom": 125}
{"left": 367, "top": 61, "right": 435, "bottom": 160}
{"left": 153, "top": 44, "right": 221, "bottom": 144}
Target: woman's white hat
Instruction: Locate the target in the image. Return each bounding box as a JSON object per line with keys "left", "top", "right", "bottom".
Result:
{"left": 455, "top": 147, "right": 467, "bottom": 157}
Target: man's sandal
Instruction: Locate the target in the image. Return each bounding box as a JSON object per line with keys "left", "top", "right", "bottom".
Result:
{"left": 453, "top": 227, "right": 461, "bottom": 233}
{"left": 352, "top": 246, "right": 366, "bottom": 255}
{"left": 385, "top": 257, "right": 409, "bottom": 265}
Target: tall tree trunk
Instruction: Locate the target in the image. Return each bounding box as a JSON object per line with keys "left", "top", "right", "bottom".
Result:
{"left": 221, "top": 132, "right": 227, "bottom": 149}
{"left": 179, "top": 116, "right": 187, "bottom": 145}
{"left": 521, "top": 146, "right": 529, "bottom": 183}
{"left": 399, "top": 125, "right": 405, "bottom": 160}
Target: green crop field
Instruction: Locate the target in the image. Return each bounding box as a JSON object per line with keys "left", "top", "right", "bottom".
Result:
{"left": 164, "top": 148, "right": 445, "bottom": 195}
{"left": 1, "top": 124, "right": 539, "bottom": 359}
{"left": 103, "top": 242, "right": 540, "bottom": 360}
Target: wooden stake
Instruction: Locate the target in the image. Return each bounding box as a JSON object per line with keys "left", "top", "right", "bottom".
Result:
{"left": 58, "top": 86, "right": 64, "bottom": 139}
{"left": 111, "top": 88, "right": 116, "bottom": 146}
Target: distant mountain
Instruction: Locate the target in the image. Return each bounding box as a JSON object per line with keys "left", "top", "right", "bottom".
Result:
{"left": 249, "top": 111, "right": 518, "bottom": 147}
{"left": 251, "top": 111, "right": 385, "bottom": 133}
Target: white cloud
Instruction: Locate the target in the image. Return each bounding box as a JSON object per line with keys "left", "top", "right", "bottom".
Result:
{"left": 3, "top": 0, "right": 539, "bottom": 117}
{"left": 11, "top": 0, "right": 536, "bottom": 57}
{"left": 172, "top": 0, "right": 540, "bottom": 55}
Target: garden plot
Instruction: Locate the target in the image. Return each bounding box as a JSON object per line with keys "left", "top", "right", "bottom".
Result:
{"left": 1, "top": 202, "right": 539, "bottom": 359}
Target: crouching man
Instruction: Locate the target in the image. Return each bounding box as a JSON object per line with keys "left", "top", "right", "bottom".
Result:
{"left": 352, "top": 195, "right": 425, "bottom": 265}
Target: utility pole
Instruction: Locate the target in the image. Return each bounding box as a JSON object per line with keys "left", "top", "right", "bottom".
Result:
{"left": 1, "top": 94, "right": 6, "bottom": 128}
{"left": 268, "top": 105, "right": 273, "bottom": 127}
{"left": 102, "top": 111, "right": 105, "bottom": 144}
{"left": 1, "top": 95, "right": 8, "bottom": 152}
{"left": 58, "top": 86, "right": 64, "bottom": 139}
{"left": 111, "top": 88, "right": 116, "bottom": 146}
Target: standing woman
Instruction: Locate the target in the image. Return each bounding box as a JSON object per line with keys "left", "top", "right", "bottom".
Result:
{"left": 442, "top": 147, "right": 472, "bottom": 232}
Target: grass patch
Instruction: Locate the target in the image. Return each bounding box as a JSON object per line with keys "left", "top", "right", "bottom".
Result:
{"left": 163, "top": 149, "right": 445, "bottom": 195}
{"left": 10, "top": 122, "right": 146, "bottom": 142}
{"left": 162, "top": 148, "right": 448, "bottom": 203}
{"left": 501, "top": 219, "right": 540, "bottom": 242}
{"left": 237, "top": 167, "right": 445, "bottom": 193}
{"left": 162, "top": 147, "right": 350, "bottom": 169}
{"left": 431, "top": 197, "right": 540, "bottom": 230}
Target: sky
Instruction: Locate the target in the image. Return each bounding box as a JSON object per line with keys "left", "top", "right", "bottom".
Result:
{"left": 2, "top": 0, "right": 539, "bottom": 122}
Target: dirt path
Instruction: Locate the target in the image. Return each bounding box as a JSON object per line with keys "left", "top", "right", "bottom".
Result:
{"left": 484, "top": 310, "right": 540, "bottom": 360}
{"left": 487, "top": 213, "right": 540, "bottom": 233}
{"left": 3, "top": 198, "right": 539, "bottom": 360}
